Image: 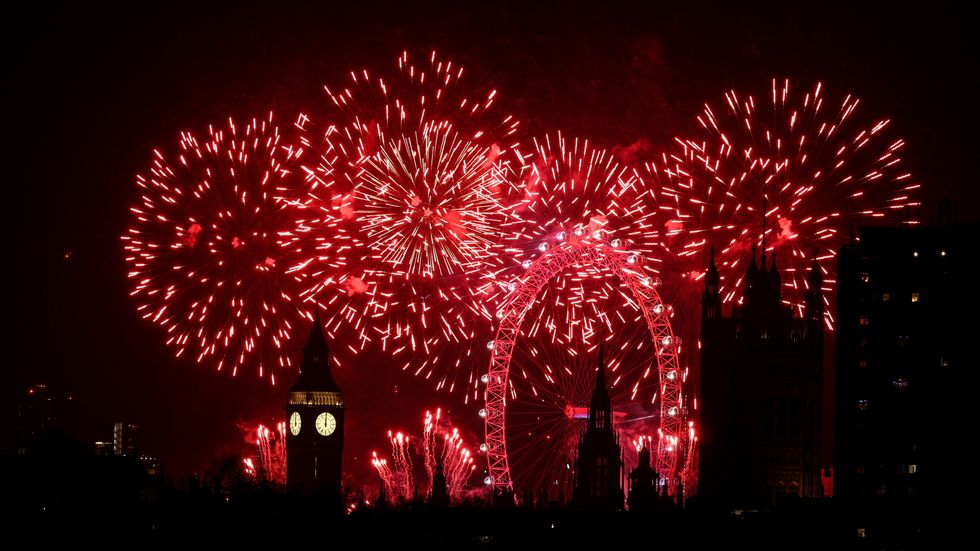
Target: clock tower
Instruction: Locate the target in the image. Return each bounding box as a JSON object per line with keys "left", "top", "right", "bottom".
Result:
{"left": 286, "top": 312, "right": 344, "bottom": 496}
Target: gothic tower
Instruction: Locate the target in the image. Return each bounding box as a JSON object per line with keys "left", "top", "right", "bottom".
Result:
{"left": 702, "top": 247, "right": 721, "bottom": 322}
{"left": 286, "top": 312, "right": 344, "bottom": 496}
{"left": 571, "top": 345, "right": 625, "bottom": 509}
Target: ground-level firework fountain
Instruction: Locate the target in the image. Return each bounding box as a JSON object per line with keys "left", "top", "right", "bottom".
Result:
{"left": 371, "top": 409, "right": 477, "bottom": 505}
{"left": 242, "top": 422, "right": 287, "bottom": 485}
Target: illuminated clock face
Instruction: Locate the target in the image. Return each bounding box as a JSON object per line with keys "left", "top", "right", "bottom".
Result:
{"left": 289, "top": 412, "right": 301, "bottom": 436}
{"left": 316, "top": 412, "right": 337, "bottom": 436}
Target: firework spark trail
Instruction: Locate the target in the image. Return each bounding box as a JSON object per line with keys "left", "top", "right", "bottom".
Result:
{"left": 241, "top": 421, "right": 287, "bottom": 485}
{"left": 122, "top": 113, "right": 307, "bottom": 383}
{"left": 389, "top": 431, "right": 415, "bottom": 501}
{"left": 646, "top": 78, "right": 920, "bottom": 329}
{"left": 372, "top": 409, "right": 476, "bottom": 505}
{"left": 287, "top": 51, "right": 520, "bottom": 397}
{"left": 370, "top": 452, "right": 396, "bottom": 501}
{"left": 423, "top": 409, "right": 476, "bottom": 502}
{"left": 441, "top": 427, "right": 476, "bottom": 500}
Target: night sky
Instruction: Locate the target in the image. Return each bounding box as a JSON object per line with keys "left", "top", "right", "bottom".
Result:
{"left": 7, "top": 1, "right": 977, "bottom": 486}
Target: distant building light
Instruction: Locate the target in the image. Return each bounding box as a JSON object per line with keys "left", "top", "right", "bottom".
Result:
{"left": 911, "top": 292, "right": 920, "bottom": 303}
{"left": 940, "top": 250, "right": 947, "bottom": 256}
{"left": 892, "top": 378, "right": 909, "bottom": 389}
{"left": 913, "top": 251, "right": 919, "bottom": 257}
{"left": 857, "top": 528, "right": 866, "bottom": 539}
{"left": 882, "top": 292, "right": 890, "bottom": 302}
{"left": 859, "top": 315, "right": 869, "bottom": 326}
{"left": 858, "top": 359, "right": 867, "bottom": 369}
{"left": 908, "top": 464, "right": 917, "bottom": 474}
{"left": 857, "top": 399, "right": 869, "bottom": 411}
{"left": 861, "top": 273, "right": 869, "bottom": 283}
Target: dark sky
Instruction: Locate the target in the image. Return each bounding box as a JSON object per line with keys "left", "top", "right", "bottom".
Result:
{"left": 7, "top": 1, "right": 977, "bottom": 484}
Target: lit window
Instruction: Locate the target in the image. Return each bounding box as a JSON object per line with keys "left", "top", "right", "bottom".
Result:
{"left": 911, "top": 292, "right": 920, "bottom": 303}
{"left": 857, "top": 528, "right": 866, "bottom": 539}
{"left": 859, "top": 316, "right": 869, "bottom": 326}
{"left": 882, "top": 292, "right": 890, "bottom": 302}
{"left": 908, "top": 464, "right": 917, "bottom": 474}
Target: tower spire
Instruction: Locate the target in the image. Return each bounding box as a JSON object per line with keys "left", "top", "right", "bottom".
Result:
{"left": 590, "top": 339, "right": 612, "bottom": 430}
{"left": 760, "top": 193, "right": 769, "bottom": 272}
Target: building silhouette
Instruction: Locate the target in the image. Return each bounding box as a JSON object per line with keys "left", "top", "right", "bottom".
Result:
{"left": 627, "top": 443, "right": 659, "bottom": 511}
{"left": 430, "top": 457, "right": 449, "bottom": 508}
{"left": 286, "top": 312, "right": 344, "bottom": 497}
{"left": 699, "top": 246, "right": 824, "bottom": 508}
{"left": 571, "top": 345, "right": 625, "bottom": 510}
{"left": 835, "top": 225, "right": 973, "bottom": 505}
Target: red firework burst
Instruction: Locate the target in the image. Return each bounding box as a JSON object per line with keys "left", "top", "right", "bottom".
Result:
{"left": 286, "top": 51, "right": 520, "bottom": 396}
{"left": 646, "top": 79, "right": 920, "bottom": 329}
{"left": 121, "top": 113, "right": 307, "bottom": 383}
{"left": 493, "top": 132, "right": 666, "bottom": 350}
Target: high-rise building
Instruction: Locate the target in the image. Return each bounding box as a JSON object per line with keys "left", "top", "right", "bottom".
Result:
{"left": 113, "top": 422, "right": 138, "bottom": 457}
{"left": 286, "top": 313, "right": 344, "bottom": 497}
{"left": 699, "top": 247, "right": 824, "bottom": 508}
{"left": 835, "top": 225, "right": 973, "bottom": 504}
{"left": 571, "top": 346, "right": 625, "bottom": 510}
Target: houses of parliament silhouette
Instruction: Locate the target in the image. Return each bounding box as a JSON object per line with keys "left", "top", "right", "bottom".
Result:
{"left": 699, "top": 245, "right": 825, "bottom": 507}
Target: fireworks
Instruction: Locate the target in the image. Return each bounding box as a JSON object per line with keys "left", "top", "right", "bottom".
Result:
{"left": 241, "top": 421, "right": 287, "bottom": 485}
{"left": 372, "top": 431, "right": 415, "bottom": 503}
{"left": 122, "top": 66, "right": 921, "bottom": 501}
{"left": 285, "top": 51, "right": 519, "bottom": 396}
{"left": 122, "top": 113, "right": 307, "bottom": 382}
{"left": 494, "top": 132, "right": 665, "bottom": 350}
{"left": 423, "top": 408, "right": 477, "bottom": 501}
{"left": 371, "top": 409, "right": 477, "bottom": 505}
{"left": 647, "top": 79, "right": 920, "bottom": 328}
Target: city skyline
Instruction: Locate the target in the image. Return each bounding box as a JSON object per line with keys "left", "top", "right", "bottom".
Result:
{"left": 4, "top": 7, "right": 975, "bottom": 545}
